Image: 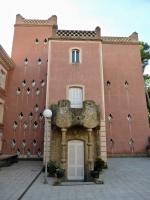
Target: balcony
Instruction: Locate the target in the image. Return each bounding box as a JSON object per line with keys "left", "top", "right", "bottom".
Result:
{"left": 51, "top": 100, "right": 100, "bottom": 129}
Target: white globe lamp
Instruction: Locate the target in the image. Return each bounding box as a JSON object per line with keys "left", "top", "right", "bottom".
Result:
{"left": 43, "top": 109, "right": 52, "bottom": 118}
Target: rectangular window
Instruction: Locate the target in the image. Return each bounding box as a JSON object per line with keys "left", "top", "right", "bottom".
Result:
{"left": 0, "top": 103, "right": 4, "bottom": 123}
{"left": 72, "top": 50, "right": 80, "bottom": 63}
{"left": 0, "top": 70, "right": 6, "bottom": 89}
{"left": 0, "top": 74, "right": 3, "bottom": 88}
{"left": 69, "top": 88, "right": 83, "bottom": 108}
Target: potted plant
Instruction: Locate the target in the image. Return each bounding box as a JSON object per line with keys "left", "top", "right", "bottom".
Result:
{"left": 56, "top": 168, "right": 65, "bottom": 179}
{"left": 90, "top": 170, "right": 94, "bottom": 177}
{"left": 46, "top": 160, "right": 58, "bottom": 177}
{"left": 94, "top": 158, "right": 105, "bottom": 172}
{"left": 43, "top": 165, "right": 49, "bottom": 172}
{"left": 92, "top": 171, "right": 99, "bottom": 179}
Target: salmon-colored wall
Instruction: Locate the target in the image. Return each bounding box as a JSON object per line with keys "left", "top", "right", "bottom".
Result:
{"left": 3, "top": 25, "right": 52, "bottom": 155}
{"left": 48, "top": 41, "right": 149, "bottom": 154}
{"left": 48, "top": 41, "right": 102, "bottom": 106}
{"left": 103, "top": 44, "right": 149, "bottom": 154}
{"left": 2, "top": 23, "right": 149, "bottom": 156}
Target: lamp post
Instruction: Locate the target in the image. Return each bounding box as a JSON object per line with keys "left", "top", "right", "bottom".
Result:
{"left": 43, "top": 109, "right": 52, "bottom": 184}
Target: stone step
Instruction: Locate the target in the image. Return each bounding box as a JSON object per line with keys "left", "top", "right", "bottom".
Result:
{"left": 61, "top": 182, "right": 95, "bottom": 186}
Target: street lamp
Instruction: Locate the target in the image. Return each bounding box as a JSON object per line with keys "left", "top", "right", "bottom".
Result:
{"left": 43, "top": 109, "right": 52, "bottom": 184}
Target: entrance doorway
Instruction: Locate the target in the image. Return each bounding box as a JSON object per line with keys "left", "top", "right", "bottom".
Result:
{"left": 68, "top": 140, "right": 84, "bottom": 180}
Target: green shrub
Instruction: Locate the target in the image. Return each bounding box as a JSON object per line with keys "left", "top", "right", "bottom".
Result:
{"left": 95, "top": 158, "right": 105, "bottom": 168}
{"left": 56, "top": 168, "right": 65, "bottom": 174}
{"left": 47, "top": 160, "right": 58, "bottom": 177}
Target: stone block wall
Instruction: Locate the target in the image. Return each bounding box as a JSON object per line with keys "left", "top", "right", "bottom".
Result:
{"left": 49, "top": 126, "right": 98, "bottom": 180}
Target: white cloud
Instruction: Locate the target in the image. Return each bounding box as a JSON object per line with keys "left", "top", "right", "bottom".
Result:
{"left": 144, "top": 64, "right": 150, "bottom": 75}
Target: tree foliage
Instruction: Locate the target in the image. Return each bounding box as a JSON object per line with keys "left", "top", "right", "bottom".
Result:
{"left": 139, "top": 41, "right": 150, "bottom": 72}
{"left": 140, "top": 42, "right": 150, "bottom": 123}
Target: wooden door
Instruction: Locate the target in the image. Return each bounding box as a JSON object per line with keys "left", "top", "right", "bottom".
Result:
{"left": 68, "top": 140, "right": 84, "bottom": 180}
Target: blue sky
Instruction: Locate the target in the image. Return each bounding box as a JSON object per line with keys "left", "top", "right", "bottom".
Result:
{"left": 0, "top": 0, "right": 150, "bottom": 72}
{"left": 72, "top": 0, "right": 150, "bottom": 41}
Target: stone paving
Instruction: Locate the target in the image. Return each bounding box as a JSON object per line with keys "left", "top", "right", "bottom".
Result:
{"left": 0, "top": 161, "right": 43, "bottom": 200}
{"left": 22, "top": 158, "right": 150, "bottom": 200}
{"left": 61, "top": 182, "right": 95, "bottom": 186}
{"left": 1, "top": 158, "right": 150, "bottom": 200}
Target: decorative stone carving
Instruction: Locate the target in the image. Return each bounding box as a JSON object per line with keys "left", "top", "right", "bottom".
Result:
{"left": 55, "top": 100, "right": 72, "bottom": 128}
{"left": 82, "top": 101, "right": 99, "bottom": 129}
{"left": 101, "top": 36, "right": 131, "bottom": 43}
{"left": 57, "top": 30, "right": 96, "bottom": 37}
{"left": 55, "top": 30, "right": 137, "bottom": 44}
{"left": 51, "top": 100, "right": 100, "bottom": 129}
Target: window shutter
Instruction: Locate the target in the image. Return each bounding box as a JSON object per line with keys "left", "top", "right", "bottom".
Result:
{"left": 72, "top": 51, "right": 75, "bottom": 62}
{"left": 76, "top": 51, "right": 79, "bottom": 62}
{"left": 69, "top": 88, "right": 83, "bottom": 108}
{"left": 0, "top": 74, "right": 3, "bottom": 87}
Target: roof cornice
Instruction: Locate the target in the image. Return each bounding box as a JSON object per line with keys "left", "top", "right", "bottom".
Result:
{"left": 0, "top": 45, "right": 16, "bottom": 70}
{"left": 49, "top": 26, "right": 139, "bottom": 44}
{"left": 15, "top": 14, "right": 57, "bottom": 27}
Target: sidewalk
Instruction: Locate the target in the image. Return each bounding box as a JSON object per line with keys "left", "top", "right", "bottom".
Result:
{"left": 1, "top": 158, "right": 150, "bottom": 200}
{"left": 23, "top": 158, "right": 150, "bottom": 200}
{"left": 0, "top": 161, "right": 43, "bottom": 200}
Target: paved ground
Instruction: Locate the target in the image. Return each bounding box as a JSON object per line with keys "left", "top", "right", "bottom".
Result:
{"left": 1, "top": 158, "right": 150, "bottom": 200}
{"left": 23, "top": 158, "right": 150, "bottom": 200}
{"left": 0, "top": 161, "right": 43, "bottom": 200}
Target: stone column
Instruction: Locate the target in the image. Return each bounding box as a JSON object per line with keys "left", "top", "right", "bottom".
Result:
{"left": 60, "top": 128, "right": 67, "bottom": 169}
{"left": 97, "top": 130, "right": 101, "bottom": 158}
{"left": 87, "top": 129, "right": 93, "bottom": 171}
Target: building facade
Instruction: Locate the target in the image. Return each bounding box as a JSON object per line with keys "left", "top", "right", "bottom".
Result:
{"left": 0, "top": 45, "right": 16, "bottom": 154}
{"left": 0, "top": 14, "right": 149, "bottom": 180}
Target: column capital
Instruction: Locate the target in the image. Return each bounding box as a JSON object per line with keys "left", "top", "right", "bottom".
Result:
{"left": 87, "top": 142, "right": 92, "bottom": 146}
{"left": 61, "top": 143, "right": 66, "bottom": 146}
{"left": 87, "top": 159, "right": 93, "bottom": 163}
{"left": 61, "top": 128, "right": 67, "bottom": 132}
{"left": 87, "top": 129, "right": 92, "bottom": 132}
{"left": 61, "top": 159, "right": 66, "bottom": 163}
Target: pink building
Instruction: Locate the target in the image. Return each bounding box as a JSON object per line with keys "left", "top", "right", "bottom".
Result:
{"left": 0, "top": 45, "right": 16, "bottom": 154}
{"left": 0, "top": 14, "right": 149, "bottom": 180}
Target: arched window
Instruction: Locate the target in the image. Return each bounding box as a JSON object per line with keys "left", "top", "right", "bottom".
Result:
{"left": 69, "top": 87, "right": 83, "bottom": 108}
{"left": 72, "top": 49, "right": 80, "bottom": 63}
